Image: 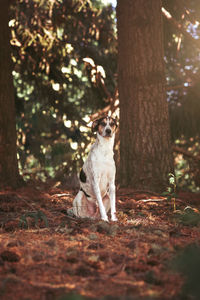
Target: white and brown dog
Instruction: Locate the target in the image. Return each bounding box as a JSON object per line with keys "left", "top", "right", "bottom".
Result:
{"left": 72, "top": 116, "right": 118, "bottom": 222}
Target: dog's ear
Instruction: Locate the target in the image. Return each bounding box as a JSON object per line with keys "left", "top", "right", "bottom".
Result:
{"left": 114, "top": 118, "right": 118, "bottom": 128}
{"left": 111, "top": 117, "right": 118, "bottom": 129}
{"left": 92, "top": 119, "right": 99, "bottom": 132}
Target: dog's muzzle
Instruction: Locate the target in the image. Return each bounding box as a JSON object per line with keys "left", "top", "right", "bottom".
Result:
{"left": 105, "top": 128, "right": 112, "bottom": 137}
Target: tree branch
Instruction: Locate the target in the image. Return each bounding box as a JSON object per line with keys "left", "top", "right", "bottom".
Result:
{"left": 162, "top": 7, "right": 200, "bottom": 50}
{"left": 173, "top": 145, "right": 200, "bottom": 161}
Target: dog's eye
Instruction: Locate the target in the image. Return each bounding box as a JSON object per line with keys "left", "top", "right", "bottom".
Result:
{"left": 101, "top": 122, "right": 106, "bottom": 127}
{"left": 110, "top": 122, "right": 115, "bottom": 127}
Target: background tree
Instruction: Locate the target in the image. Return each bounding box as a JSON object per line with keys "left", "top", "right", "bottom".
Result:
{"left": 117, "top": 0, "right": 174, "bottom": 192}
{"left": 162, "top": 0, "right": 200, "bottom": 190}
{"left": 0, "top": 0, "right": 20, "bottom": 188}
{"left": 6, "top": 0, "right": 200, "bottom": 191}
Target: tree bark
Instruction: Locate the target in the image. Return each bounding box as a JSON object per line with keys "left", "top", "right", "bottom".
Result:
{"left": 117, "top": 0, "right": 174, "bottom": 192}
{"left": 0, "top": 0, "right": 20, "bottom": 188}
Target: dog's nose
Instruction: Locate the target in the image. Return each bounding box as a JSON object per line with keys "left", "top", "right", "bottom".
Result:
{"left": 105, "top": 128, "right": 111, "bottom": 135}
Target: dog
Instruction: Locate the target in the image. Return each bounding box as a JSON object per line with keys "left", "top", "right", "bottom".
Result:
{"left": 72, "top": 116, "right": 118, "bottom": 222}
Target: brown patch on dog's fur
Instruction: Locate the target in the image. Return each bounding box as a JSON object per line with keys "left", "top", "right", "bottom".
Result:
{"left": 97, "top": 118, "right": 107, "bottom": 135}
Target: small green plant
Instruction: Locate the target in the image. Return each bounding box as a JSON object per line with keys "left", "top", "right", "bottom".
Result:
{"left": 19, "top": 210, "right": 48, "bottom": 229}
{"left": 162, "top": 173, "right": 178, "bottom": 211}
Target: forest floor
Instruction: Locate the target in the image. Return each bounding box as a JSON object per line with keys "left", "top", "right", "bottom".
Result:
{"left": 0, "top": 184, "right": 200, "bottom": 300}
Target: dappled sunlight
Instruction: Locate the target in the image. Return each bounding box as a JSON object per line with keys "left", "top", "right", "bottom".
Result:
{"left": 10, "top": 0, "right": 200, "bottom": 191}
{"left": 1, "top": 1, "right": 200, "bottom": 299}
{"left": 10, "top": 0, "right": 117, "bottom": 184}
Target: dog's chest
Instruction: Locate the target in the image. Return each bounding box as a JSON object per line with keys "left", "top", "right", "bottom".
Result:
{"left": 91, "top": 153, "right": 115, "bottom": 194}
{"left": 94, "top": 157, "right": 114, "bottom": 178}
{"left": 81, "top": 139, "right": 115, "bottom": 198}
{"left": 85, "top": 143, "right": 115, "bottom": 181}
{"left": 91, "top": 145, "right": 114, "bottom": 171}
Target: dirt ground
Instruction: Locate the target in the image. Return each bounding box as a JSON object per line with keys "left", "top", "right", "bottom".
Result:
{"left": 0, "top": 184, "right": 200, "bottom": 300}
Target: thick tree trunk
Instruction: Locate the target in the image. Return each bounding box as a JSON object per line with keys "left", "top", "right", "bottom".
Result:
{"left": 117, "top": 0, "right": 173, "bottom": 192}
{"left": 0, "top": 0, "right": 20, "bottom": 188}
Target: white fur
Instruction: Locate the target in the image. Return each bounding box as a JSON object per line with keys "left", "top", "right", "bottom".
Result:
{"left": 72, "top": 124, "right": 117, "bottom": 222}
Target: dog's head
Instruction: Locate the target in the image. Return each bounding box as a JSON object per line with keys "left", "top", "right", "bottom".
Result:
{"left": 92, "top": 116, "right": 118, "bottom": 138}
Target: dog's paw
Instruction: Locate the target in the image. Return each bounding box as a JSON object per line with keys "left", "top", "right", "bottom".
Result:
{"left": 101, "top": 215, "right": 109, "bottom": 222}
{"left": 111, "top": 213, "right": 118, "bottom": 222}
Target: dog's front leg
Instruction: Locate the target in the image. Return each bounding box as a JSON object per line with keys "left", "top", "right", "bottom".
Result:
{"left": 109, "top": 181, "right": 118, "bottom": 221}
{"left": 93, "top": 180, "right": 108, "bottom": 222}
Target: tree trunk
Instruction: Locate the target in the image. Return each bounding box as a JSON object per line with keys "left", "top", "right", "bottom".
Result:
{"left": 0, "top": 0, "right": 20, "bottom": 188}
{"left": 117, "top": 0, "right": 173, "bottom": 192}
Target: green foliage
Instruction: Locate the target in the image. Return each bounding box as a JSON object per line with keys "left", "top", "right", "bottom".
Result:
{"left": 171, "top": 243, "right": 200, "bottom": 298}
{"left": 174, "top": 137, "right": 200, "bottom": 191}
{"left": 10, "top": 0, "right": 117, "bottom": 182}
{"left": 162, "top": 173, "right": 178, "bottom": 211}
{"left": 173, "top": 206, "right": 200, "bottom": 226}
{"left": 19, "top": 210, "right": 48, "bottom": 229}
